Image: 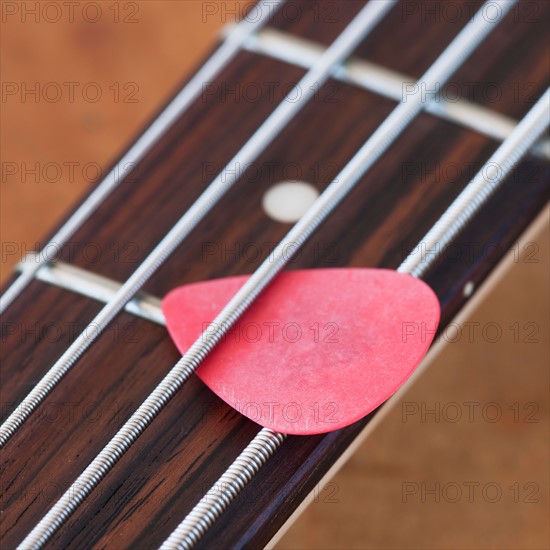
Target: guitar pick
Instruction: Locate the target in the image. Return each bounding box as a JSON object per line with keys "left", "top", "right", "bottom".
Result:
{"left": 162, "top": 269, "right": 440, "bottom": 435}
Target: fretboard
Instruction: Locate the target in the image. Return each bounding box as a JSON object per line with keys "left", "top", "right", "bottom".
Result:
{"left": 1, "top": 1, "right": 549, "bottom": 548}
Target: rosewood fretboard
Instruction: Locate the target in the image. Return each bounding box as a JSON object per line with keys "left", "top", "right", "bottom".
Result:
{"left": 1, "top": 1, "right": 549, "bottom": 548}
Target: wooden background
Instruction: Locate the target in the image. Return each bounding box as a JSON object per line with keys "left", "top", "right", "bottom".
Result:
{"left": 1, "top": 1, "right": 548, "bottom": 548}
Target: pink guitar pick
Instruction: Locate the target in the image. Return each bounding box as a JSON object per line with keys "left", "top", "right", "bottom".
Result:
{"left": 162, "top": 269, "right": 440, "bottom": 435}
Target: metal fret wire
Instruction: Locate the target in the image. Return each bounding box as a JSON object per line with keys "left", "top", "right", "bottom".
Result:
{"left": 159, "top": 87, "right": 549, "bottom": 550}
{"left": 0, "top": 0, "right": 396, "bottom": 446}
{"left": 240, "top": 27, "right": 550, "bottom": 159}
{"left": 0, "top": 0, "right": 283, "bottom": 316}
{"left": 17, "top": 2, "right": 515, "bottom": 548}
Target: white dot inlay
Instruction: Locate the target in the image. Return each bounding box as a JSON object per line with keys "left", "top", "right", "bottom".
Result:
{"left": 463, "top": 281, "right": 475, "bottom": 298}
{"left": 262, "top": 181, "right": 320, "bottom": 223}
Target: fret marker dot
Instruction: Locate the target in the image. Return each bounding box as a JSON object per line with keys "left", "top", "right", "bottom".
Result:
{"left": 463, "top": 281, "right": 475, "bottom": 297}
{"left": 262, "top": 181, "right": 319, "bottom": 223}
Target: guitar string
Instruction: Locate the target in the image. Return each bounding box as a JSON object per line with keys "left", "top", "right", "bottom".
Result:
{"left": 15, "top": 2, "right": 516, "bottom": 548}
{"left": 0, "top": 0, "right": 397, "bottom": 446}
{"left": 159, "top": 87, "right": 550, "bottom": 550}
{"left": 0, "top": 0, "right": 284, "bottom": 316}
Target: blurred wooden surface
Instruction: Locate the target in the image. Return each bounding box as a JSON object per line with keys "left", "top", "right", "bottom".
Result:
{"left": 1, "top": 1, "right": 548, "bottom": 548}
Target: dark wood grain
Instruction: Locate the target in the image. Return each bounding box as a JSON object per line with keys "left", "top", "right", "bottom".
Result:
{"left": 1, "top": 1, "right": 549, "bottom": 548}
